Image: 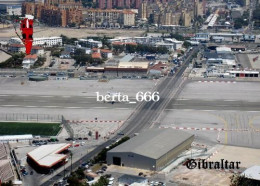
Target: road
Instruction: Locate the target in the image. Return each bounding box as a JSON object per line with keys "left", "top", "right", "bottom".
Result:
{"left": 40, "top": 46, "right": 200, "bottom": 186}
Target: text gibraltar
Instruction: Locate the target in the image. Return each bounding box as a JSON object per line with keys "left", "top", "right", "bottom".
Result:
{"left": 186, "top": 159, "right": 241, "bottom": 170}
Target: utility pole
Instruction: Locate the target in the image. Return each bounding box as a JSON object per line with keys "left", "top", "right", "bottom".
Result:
{"left": 70, "top": 152, "right": 73, "bottom": 174}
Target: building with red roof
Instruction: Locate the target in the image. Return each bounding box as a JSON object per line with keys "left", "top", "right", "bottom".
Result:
{"left": 22, "top": 54, "right": 38, "bottom": 69}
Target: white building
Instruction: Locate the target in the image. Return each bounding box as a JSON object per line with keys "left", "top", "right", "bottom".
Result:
{"left": 6, "top": 5, "right": 21, "bottom": 15}
{"left": 22, "top": 54, "right": 38, "bottom": 69}
{"left": 123, "top": 11, "right": 135, "bottom": 26}
{"left": 164, "top": 38, "right": 183, "bottom": 50}
{"left": 9, "top": 37, "right": 62, "bottom": 47}
{"left": 100, "top": 49, "right": 113, "bottom": 59}
{"left": 78, "top": 39, "right": 102, "bottom": 49}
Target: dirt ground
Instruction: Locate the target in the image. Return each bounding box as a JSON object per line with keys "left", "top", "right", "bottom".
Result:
{"left": 209, "top": 145, "right": 260, "bottom": 170}
{"left": 171, "top": 166, "right": 232, "bottom": 186}
{"left": 0, "top": 26, "right": 145, "bottom": 38}
{"left": 0, "top": 51, "right": 11, "bottom": 63}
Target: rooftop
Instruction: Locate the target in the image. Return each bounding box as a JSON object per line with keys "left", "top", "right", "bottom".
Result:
{"left": 24, "top": 54, "right": 38, "bottom": 60}
{"left": 108, "top": 128, "right": 194, "bottom": 159}
{"left": 241, "top": 166, "right": 260, "bottom": 181}
{"left": 27, "top": 143, "right": 71, "bottom": 168}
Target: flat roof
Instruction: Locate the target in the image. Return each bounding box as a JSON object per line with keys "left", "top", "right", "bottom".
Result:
{"left": 108, "top": 128, "right": 194, "bottom": 159}
{"left": 27, "top": 143, "right": 71, "bottom": 168}
{"left": 0, "top": 134, "right": 33, "bottom": 141}
{"left": 119, "top": 54, "right": 135, "bottom": 62}
{"left": 118, "top": 62, "right": 149, "bottom": 69}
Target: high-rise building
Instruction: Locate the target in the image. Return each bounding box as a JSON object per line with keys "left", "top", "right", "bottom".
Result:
{"left": 116, "top": 0, "right": 124, "bottom": 8}
{"left": 107, "top": 0, "right": 113, "bottom": 9}
{"left": 125, "top": 0, "right": 131, "bottom": 8}
{"left": 98, "top": 0, "right": 106, "bottom": 9}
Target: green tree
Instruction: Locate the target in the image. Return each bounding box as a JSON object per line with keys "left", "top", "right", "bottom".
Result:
{"left": 230, "top": 174, "right": 260, "bottom": 186}
{"left": 183, "top": 41, "right": 191, "bottom": 48}
{"left": 1, "top": 180, "right": 13, "bottom": 186}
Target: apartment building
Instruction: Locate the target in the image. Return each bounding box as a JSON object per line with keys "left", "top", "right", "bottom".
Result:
{"left": 83, "top": 9, "right": 136, "bottom": 28}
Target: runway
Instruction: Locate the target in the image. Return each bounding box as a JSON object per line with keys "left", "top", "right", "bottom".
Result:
{"left": 167, "top": 99, "right": 260, "bottom": 111}
{"left": 0, "top": 94, "right": 137, "bottom": 109}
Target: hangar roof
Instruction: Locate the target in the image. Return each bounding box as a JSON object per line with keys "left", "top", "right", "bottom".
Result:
{"left": 108, "top": 129, "right": 193, "bottom": 159}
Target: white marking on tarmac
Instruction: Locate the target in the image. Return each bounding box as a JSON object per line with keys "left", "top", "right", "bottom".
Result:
{"left": 246, "top": 111, "right": 260, "bottom": 113}
{"left": 65, "top": 107, "right": 82, "bottom": 109}
{"left": 0, "top": 105, "right": 20, "bottom": 107}
{"left": 92, "top": 107, "right": 108, "bottom": 109}
{"left": 176, "top": 98, "right": 190, "bottom": 101}
{"left": 25, "top": 106, "right": 37, "bottom": 108}
{"left": 129, "top": 101, "right": 137, "bottom": 104}
{"left": 38, "top": 96, "right": 54, "bottom": 98}
{"left": 37, "top": 100, "right": 47, "bottom": 103}
{"left": 115, "top": 108, "right": 130, "bottom": 110}
{"left": 224, "top": 100, "right": 237, "bottom": 102}
{"left": 43, "top": 106, "right": 59, "bottom": 108}
{"left": 62, "top": 96, "right": 71, "bottom": 98}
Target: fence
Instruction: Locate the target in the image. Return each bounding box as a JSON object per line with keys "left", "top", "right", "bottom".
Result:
{"left": 0, "top": 113, "right": 62, "bottom": 123}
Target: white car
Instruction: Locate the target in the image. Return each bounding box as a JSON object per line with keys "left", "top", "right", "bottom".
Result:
{"left": 108, "top": 180, "right": 114, "bottom": 185}
{"left": 108, "top": 177, "right": 114, "bottom": 181}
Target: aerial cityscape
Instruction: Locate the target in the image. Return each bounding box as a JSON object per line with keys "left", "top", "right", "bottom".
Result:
{"left": 0, "top": 0, "right": 260, "bottom": 185}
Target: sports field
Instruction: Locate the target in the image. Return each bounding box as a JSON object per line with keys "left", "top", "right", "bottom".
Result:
{"left": 0, "top": 122, "right": 61, "bottom": 136}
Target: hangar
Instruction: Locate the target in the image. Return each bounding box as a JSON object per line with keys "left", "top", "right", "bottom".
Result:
{"left": 107, "top": 129, "right": 194, "bottom": 171}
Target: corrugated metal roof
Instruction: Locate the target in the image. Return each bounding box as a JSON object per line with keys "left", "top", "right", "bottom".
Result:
{"left": 108, "top": 129, "right": 193, "bottom": 159}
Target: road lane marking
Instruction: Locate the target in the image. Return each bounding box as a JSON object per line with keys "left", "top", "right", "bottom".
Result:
{"left": 42, "top": 106, "right": 59, "bottom": 108}
{"left": 65, "top": 107, "right": 83, "bottom": 109}
{"left": 38, "top": 95, "right": 54, "bottom": 98}
{"left": 37, "top": 100, "right": 47, "bottom": 103}
{"left": 0, "top": 105, "right": 20, "bottom": 107}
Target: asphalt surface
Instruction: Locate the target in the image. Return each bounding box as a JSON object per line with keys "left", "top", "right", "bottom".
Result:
{"left": 40, "top": 46, "right": 200, "bottom": 186}
{"left": 167, "top": 99, "right": 260, "bottom": 111}
{"left": 0, "top": 95, "right": 137, "bottom": 109}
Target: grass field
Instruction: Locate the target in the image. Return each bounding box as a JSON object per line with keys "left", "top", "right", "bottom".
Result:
{"left": 0, "top": 122, "right": 61, "bottom": 136}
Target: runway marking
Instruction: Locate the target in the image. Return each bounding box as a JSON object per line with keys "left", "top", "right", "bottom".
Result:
{"left": 38, "top": 95, "right": 54, "bottom": 98}
{"left": 115, "top": 108, "right": 130, "bottom": 110}
{"left": 37, "top": 100, "right": 47, "bottom": 103}
{"left": 65, "top": 107, "right": 82, "bottom": 109}
{"left": 62, "top": 96, "right": 71, "bottom": 98}
{"left": 176, "top": 98, "right": 190, "bottom": 101}
{"left": 43, "top": 106, "right": 59, "bottom": 108}
{"left": 224, "top": 100, "right": 237, "bottom": 102}
{"left": 92, "top": 107, "right": 108, "bottom": 109}
{"left": 25, "top": 106, "right": 37, "bottom": 108}
{"left": 0, "top": 105, "right": 20, "bottom": 107}
{"left": 84, "top": 96, "right": 96, "bottom": 99}
{"left": 67, "top": 120, "right": 124, "bottom": 123}
{"left": 129, "top": 101, "right": 137, "bottom": 104}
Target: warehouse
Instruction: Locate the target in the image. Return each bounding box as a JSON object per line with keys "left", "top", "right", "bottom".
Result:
{"left": 107, "top": 129, "right": 194, "bottom": 171}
